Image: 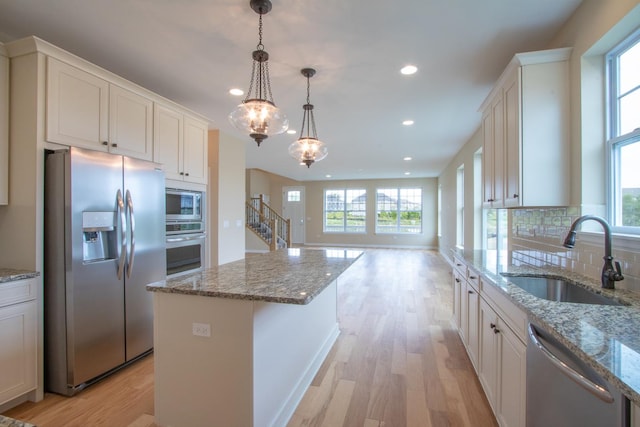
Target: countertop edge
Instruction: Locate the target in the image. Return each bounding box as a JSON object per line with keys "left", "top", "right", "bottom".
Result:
{"left": 0, "top": 269, "right": 40, "bottom": 283}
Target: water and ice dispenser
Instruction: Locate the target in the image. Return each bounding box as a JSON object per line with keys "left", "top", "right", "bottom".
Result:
{"left": 82, "top": 211, "right": 117, "bottom": 262}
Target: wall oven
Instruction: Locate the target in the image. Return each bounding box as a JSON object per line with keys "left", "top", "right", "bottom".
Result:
{"left": 166, "top": 233, "right": 206, "bottom": 277}
{"left": 165, "top": 188, "right": 206, "bottom": 277}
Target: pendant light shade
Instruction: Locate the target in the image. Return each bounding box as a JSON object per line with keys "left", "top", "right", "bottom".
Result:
{"left": 228, "top": 0, "right": 288, "bottom": 146}
{"left": 289, "top": 68, "right": 327, "bottom": 167}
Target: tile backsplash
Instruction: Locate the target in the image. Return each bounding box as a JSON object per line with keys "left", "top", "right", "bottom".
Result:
{"left": 509, "top": 207, "right": 640, "bottom": 292}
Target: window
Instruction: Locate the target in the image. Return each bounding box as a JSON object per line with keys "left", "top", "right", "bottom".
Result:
{"left": 287, "top": 190, "right": 301, "bottom": 202}
{"left": 375, "top": 188, "right": 422, "bottom": 234}
{"left": 607, "top": 30, "right": 640, "bottom": 232}
{"left": 456, "top": 165, "right": 465, "bottom": 247}
{"left": 323, "top": 189, "right": 366, "bottom": 233}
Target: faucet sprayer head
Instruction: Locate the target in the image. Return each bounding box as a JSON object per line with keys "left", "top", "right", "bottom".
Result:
{"left": 563, "top": 231, "right": 577, "bottom": 248}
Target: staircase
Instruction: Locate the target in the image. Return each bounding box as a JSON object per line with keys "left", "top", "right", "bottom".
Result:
{"left": 246, "top": 195, "right": 291, "bottom": 251}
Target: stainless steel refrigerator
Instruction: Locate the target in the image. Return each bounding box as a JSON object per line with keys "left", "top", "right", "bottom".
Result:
{"left": 44, "top": 146, "right": 165, "bottom": 396}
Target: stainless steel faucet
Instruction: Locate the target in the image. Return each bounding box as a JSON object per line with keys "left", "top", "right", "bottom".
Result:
{"left": 563, "top": 215, "right": 624, "bottom": 289}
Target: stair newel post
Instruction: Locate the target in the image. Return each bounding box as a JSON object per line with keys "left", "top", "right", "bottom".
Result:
{"left": 285, "top": 218, "right": 291, "bottom": 248}
{"left": 270, "top": 218, "right": 277, "bottom": 251}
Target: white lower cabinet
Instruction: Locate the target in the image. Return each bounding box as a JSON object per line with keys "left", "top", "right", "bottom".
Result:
{"left": 452, "top": 259, "right": 526, "bottom": 427}
{"left": 478, "top": 295, "right": 526, "bottom": 427}
{"left": 0, "top": 278, "right": 37, "bottom": 406}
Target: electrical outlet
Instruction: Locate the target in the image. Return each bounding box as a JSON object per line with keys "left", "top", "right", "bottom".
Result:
{"left": 192, "top": 322, "right": 211, "bottom": 337}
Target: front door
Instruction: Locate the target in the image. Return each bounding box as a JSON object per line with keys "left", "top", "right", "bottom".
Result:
{"left": 283, "top": 186, "right": 305, "bottom": 245}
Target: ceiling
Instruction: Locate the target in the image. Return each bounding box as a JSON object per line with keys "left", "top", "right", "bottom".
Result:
{"left": 0, "top": 0, "right": 582, "bottom": 182}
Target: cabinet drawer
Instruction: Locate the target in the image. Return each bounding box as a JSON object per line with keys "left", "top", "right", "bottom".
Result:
{"left": 452, "top": 255, "right": 467, "bottom": 276}
{"left": 467, "top": 267, "right": 481, "bottom": 292}
{"left": 0, "top": 278, "right": 37, "bottom": 307}
{"left": 481, "top": 278, "right": 527, "bottom": 343}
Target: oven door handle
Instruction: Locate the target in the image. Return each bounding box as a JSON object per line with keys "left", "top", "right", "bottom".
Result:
{"left": 527, "top": 324, "right": 614, "bottom": 403}
{"left": 166, "top": 234, "right": 206, "bottom": 243}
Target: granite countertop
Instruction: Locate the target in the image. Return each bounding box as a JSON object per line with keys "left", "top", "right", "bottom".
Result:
{"left": 147, "top": 247, "right": 363, "bottom": 305}
{"left": 0, "top": 268, "right": 39, "bottom": 284}
{"left": 0, "top": 415, "right": 36, "bottom": 427}
{"left": 454, "top": 249, "right": 640, "bottom": 405}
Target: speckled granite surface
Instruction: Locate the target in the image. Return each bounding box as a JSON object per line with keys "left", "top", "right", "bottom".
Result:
{"left": 0, "top": 415, "right": 36, "bottom": 427}
{"left": 147, "top": 248, "right": 363, "bottom": 305}
{"left": 453, "top": 249, "right": 640, "bottom": 405}
{"left": 0, "top": 268, "right": 39, "bottom": 283}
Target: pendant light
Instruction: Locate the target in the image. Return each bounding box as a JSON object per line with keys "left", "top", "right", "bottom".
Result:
{"left": 288, "top": 68, "right": 328, "bottom": 168}
{"left": 228, "top": 0, "right": 288, "bottom": 146}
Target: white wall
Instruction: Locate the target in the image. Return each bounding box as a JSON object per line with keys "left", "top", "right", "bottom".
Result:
{"left": 215, "top": 131, "right": 246, "bottom": 265}
{"left": 439, "top": 128, "right": 483, "bottom": 257}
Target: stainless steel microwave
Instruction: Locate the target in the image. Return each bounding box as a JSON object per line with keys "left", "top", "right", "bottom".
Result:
{"left": 166, "top": 189, "right": 202, "bottom": 221}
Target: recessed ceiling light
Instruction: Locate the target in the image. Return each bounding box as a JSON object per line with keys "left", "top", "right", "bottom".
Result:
{"left": 403, "top": 120, "right": 414, "bottom": 126}
{"left": 404, "top": 172, "right": 411, "bottom": 175}
{"left": 403, "top": 156, "right": 412, "bottom": 161}
{"left": 229, "top": 88, "right": 244, "bottom": 96}
{"left": 325, "top": 174, "right": 332, "bottom": 178}
{"left": 400, "top": 65, "right": 418, "bottom": 75}
{"left": 287, "top": 129, "right": 297, "bottom": 134}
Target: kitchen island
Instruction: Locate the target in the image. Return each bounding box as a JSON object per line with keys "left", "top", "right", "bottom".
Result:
{"left": 146, "top": 247, "right": 362, "bottom": 427}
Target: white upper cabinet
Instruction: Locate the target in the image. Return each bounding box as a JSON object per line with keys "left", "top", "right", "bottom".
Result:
{"left": 0, "top": 44, "right": 8, "bottom": 205}
{"left": 480, "top": 47, "right": 571, "bottom": 208}
{"left": 47, "top": 57, "right": 154, "bottom": 160}
{"left": 109, "top": 84, "right": 153, "bottom": 160}
{"left": 46, "top": 57, "right": 109, "bottom": 149}
{"left": 154, "top": 104, "right": 208, "bottom": 185}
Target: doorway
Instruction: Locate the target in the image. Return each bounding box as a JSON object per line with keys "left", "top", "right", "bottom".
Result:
{"left": 283, "top": 186, "right": 305, "bottom": 245}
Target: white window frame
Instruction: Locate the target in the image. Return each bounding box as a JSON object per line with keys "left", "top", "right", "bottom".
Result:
{"left": 606, "top": 28, "right": 640, "bottom": 234}
{"left": 323, "top": 189, "right": 366, "bottom": 233}
{"left": 456, "top": 165, "right": 465, "bottom": 248}
{"left": 375, "top": 188, "right": 423, "bottom": 234}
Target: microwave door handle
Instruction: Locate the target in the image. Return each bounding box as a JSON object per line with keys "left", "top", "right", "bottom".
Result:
{"left": 126, "top": 189, "right": 135, "bottom": 279}
{"left": 116, "top": 189, "right": 126, "bottom": 280}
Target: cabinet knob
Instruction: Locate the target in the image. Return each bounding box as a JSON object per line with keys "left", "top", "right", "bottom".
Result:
{"left": 102, "top": 141, "right": 108, "bottom": 146}
{"left": 490, "top": 323, "right": 496, "bottom": 329}
{"left": 185, "top": 172, "right": 190, "bottom": 176}
{"left": 111, "top": 143, "right": 118, "bottom": 148}
{"left": 494, "top": 328, "right": 500, "bottom": 334}
{"left": 513, "top": 194, "right": 519, "bottom": 198}
{"left": 179, "top": 172, "right": 184, "bottom": 176}
{"left": 487, "top": 198, "right": 494, "bottom": 202}
{"left": 468, "top": 290, "right": 474, "bottom": 294}
{"left": 469, "top": 275, "right": 477, "bottom": 280}
{"left": 455, "top": 278, "right": 461, "bottom": 283}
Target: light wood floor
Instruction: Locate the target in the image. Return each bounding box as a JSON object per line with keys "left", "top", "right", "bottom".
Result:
{"left": 4, "top": 249, "right": 496, "bottom": 427}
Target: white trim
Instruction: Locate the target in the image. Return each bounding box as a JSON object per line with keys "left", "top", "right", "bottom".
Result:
{"left": 304, "top": 242, "right": 436, "bottom": 250}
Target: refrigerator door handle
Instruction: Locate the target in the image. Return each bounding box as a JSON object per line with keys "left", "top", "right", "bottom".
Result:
{"left": 117, "top": 189, "right": 127, "bottom": 280}
{"left": 126, "top": 189, "right": 135, "bottom": 279}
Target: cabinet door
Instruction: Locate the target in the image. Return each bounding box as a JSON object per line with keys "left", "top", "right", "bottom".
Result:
{"left": 153, "top": 104, "right": 184, "bottom": 181}
{"left": 47, "top": 57, "right": 109, "bottom": 149}
{"left": 497, "top": 320, "right": 526, "bottom": 427}
{"left": 109, "top": 84, "right": 153, "bottom": 160}
{"left": 183, "top": 117, "right": 208, "bottom": 184}
{"left": 452, "top": 270, "right": 463, "bottom": 329}
{"left": 466, "top": 284, "right": 480, "bottom": 369}
{"left": 478, "top": 298, "right": 499, "bottom": 412}
{"left": 491, "top": 95, "right": 504, "bottom": 207}
{"left": 0, "top": 300, "right": 37, "bottom": 405}
{"left": 481, "top": 109, "right": 495, "bottom": 207}
{"left": 0, "top": 50, "right": 8, "bottom": 205}
{"left": 504, "top": 69, "right": 521, "bottom": 207}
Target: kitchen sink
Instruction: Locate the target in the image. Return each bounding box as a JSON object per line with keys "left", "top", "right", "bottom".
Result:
{"left": 501, "top": 275, "right": 622, "bottom": 306}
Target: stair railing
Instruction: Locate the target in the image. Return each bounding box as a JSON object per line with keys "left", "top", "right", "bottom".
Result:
{"left": 246, "top": 195, "right": 291, "bottom": 250}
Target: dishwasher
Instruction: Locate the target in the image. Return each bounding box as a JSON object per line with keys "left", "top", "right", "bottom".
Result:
{"left": 527, "top": 322, "right": 629, "bottom": 427}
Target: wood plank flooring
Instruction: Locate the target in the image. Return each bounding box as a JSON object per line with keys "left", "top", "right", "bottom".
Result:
{"left": 3, "top": 249, "right": 497, "bottom": 427}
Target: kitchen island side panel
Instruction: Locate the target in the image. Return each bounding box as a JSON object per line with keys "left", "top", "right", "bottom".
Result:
{"left": 253, "top": 279, "right": 339, "bottom": 427}
{"left": 153, "top": 293, "right": 254, "bottom": 427}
